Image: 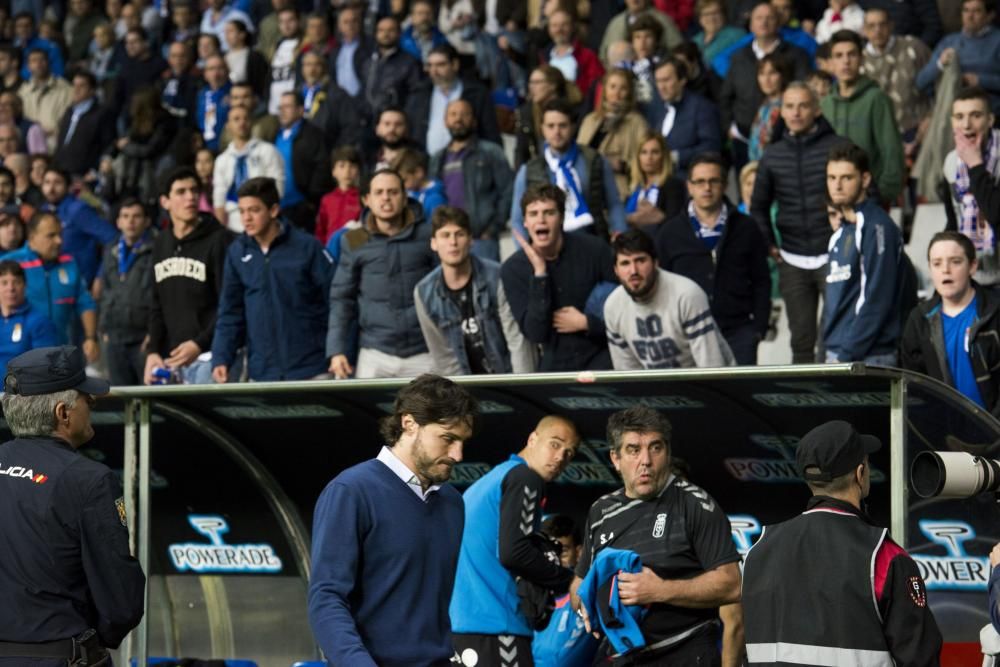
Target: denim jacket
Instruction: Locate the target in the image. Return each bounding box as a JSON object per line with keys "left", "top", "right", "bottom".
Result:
{"left": 414, "top": 255, "right": 514, "bottom": 375}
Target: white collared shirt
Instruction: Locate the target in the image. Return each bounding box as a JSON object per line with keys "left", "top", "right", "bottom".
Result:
{"left": 377, "top": 446, "right": 441, "bottom": 502}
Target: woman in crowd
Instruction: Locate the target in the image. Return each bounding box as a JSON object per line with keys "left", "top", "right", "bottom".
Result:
{"left": 577, "top": 69, "right": 648, "bottom": 200}
{"left": 224, "top": 19, "right": 268, "bottom": 100}
{"left": 113, "top": 87, "right": 178, "bottom": 201}
{"left": 692, "top": 0, "right": 745, "bottom": 70}
{"left": 514, "top": 64, "right": 579, "bottom": 168}
{"left": 625, "top": 131, "right": 686, "bottom": 233}
{"left": 195, "top": 147, "right": 216, "bottom": 214}
{"left": 748, "top": 53, "right": 792, "bottom": 162}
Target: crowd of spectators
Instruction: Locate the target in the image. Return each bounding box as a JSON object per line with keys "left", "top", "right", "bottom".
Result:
{"left": 0, "top": 0, "right": 997, "bottom": 405}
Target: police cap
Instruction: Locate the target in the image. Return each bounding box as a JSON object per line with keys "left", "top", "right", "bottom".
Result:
{"left": 795, "top": 420, "right": 881, "bottom": 482}
{"left": 4, "top": 346, "right": 111, "bottom": 396}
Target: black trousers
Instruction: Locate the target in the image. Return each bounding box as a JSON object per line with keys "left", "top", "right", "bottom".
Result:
{"left": 602, "top": 626, "right": 721, "bottom": 667}
{"left": 777, "top": 261, "right": 827, "bottom": 364}
{"left": 453, "top": 633, "right": 534, "bottom": 667}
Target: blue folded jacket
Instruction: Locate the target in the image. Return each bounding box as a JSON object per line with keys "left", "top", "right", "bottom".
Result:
{"left": 577, "top": 548, "right": 647, "bottom": 655}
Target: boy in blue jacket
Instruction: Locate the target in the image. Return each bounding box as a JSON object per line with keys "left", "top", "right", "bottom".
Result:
{"left": 211, "top": 176, "right": 334, "bottom": 382}
{"left": 823, "top": 143, "right": 907, "bottom": 364}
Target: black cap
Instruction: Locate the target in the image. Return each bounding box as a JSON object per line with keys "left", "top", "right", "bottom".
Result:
{"left": 4, "top": 346, "right": 110, "bottom": 397}
{"left": 795, "top": 420, "right": 881, "bottom": 482}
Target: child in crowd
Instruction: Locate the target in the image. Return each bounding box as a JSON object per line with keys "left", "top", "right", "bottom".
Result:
{"left": 394, "top": 148, "right": 446, "bottom": 221}
{"left": 315, "top": 146, "right": 362, "bottom": 245}
{"left": 195, "top": 148, "right": 216, "bottom": 215}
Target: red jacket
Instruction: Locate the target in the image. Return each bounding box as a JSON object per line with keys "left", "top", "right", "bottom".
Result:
{"left": 653, "top": 0, "right": 694, "bottom": 32}
{"left": 542, "top": 40, "right": 605, "bottom": 99}
{"left": 315, "top": 187, "right": 361, "bottom": 244}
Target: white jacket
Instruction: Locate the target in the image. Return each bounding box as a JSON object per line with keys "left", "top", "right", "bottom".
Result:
{"left": 212, "top": 138, "right": 285, "bottom": 231}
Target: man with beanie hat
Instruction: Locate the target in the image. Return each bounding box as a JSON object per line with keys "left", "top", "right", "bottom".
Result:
{"left": 741, "top": 420, "right": 942, "bottom": 665}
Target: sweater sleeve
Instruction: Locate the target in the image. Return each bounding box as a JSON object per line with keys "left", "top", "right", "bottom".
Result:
{"left": 193, "top": 233, "right": 229, "bottom": 352}
{"left": 501, "top": 258, "right": 553, "bottom": 345}
{"left": 839, "top": 219, "right": 903, "bottom": 361}
{"left": 147, "top": 254, "right": 166, "bottom": 356}
{"left": 497, "top": 280, "right": 537, "bottom": 373}
{"left": 679, "top": 283, "right": 730, "bottom": 368}
{"left": 872, "top": 95, "right": 904, "bottom": 204}
{"left": 604, "top": 293, "right": 643, "bottom": 370}
{"left": 213, "top": 154, "right": 229, "bottom": 209}
{"left": 307, "top": 480, "right": 378, "bottom": 667}
{"left": 498, "top": 465, "right": 574, "bottom": 593}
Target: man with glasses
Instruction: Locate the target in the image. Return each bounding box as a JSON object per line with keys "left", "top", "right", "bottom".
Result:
{"left": 656, "top": 153, "right": 770, "bottom": 365}
{"left": 751, "top": 82, "right": 846, "bottom": 363}
{"left": 0, "top": 345, "right": 145, "bottom": 666}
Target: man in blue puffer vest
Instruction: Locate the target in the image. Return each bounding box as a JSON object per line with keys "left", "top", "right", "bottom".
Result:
{"left": 0, "top": 259, "right": 56, "bottom": 377}
{"left": 450, "top": 415, "right": 581, "bottom": 666}
{"left": 211, "top": 177, "right": 333, "bottom": 382}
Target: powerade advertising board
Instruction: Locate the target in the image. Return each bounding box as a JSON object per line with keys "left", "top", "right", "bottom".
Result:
{"left": 11, "top": 367, "right": 995, "bottom": 664}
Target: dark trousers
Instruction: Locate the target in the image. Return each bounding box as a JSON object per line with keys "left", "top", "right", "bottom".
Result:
{"left": 723, "top": 322, "right": 760, "bottom": 365}
{"left": 602, "top": 625, "right": 721, "bottom": 666}
{"left": 777, "top": 261, "right": 827, "bottom": 364}
{"left": 453, "top": 633, "right": 534, "bottom": 667}
{"left": 105, "top": 339, "right": 145, "bottom": 386}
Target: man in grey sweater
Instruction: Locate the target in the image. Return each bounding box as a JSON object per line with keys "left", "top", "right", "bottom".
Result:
{"left": 604, "top": 230, "right": 733, "bottom": 369}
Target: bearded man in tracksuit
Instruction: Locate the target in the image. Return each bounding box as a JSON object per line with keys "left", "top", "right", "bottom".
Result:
{"left": 822, "top": 143, "right": 909, "bottom": 365}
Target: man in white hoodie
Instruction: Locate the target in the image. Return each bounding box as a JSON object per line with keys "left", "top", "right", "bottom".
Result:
{"left": 212, "top": 104, "right": 284, "bottom": 231}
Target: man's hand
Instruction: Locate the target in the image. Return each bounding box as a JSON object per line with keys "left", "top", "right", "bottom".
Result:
{"left": 939, "top": 47, "right": 956, "bottom": 67}
{"left": 513, "top": 229, "right": 547, "bottom": 276}
{"left": 768, "top": 245, "right": 782, "bottom": 262}
{"left": 144, "top": 353, "right": 165, "bottom": 385}
{"left": 165, "top": 340, "right": 201, "bottom": 368}
{"left": 617, "top": 567, "right": 666, "bottom": 606}
{"left": 955, "top": 128, "right": 985, "bottom": 168}
{"left": 82, "top": 338, "right": 100, "bottom": 363}
{"left": 212, "top": 365, "right": 228, "bottom": 384}
{"left": 553, "top": 306, "right": 588, "bottom": 333}
{"left": 329, "top": 354, "right": 353, "bottom": 379}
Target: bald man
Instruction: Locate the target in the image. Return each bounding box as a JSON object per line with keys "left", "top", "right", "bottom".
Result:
{"left": 450, "top": 416, "right": 581, "bottom": 664}
{"left": 427, "top": 98, "right": 513, "bottom": 262}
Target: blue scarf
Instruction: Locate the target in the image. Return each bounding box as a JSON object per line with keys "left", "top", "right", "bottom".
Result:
{"left": 226, "top": 154, "right": 249, "bottom": 203}
{"left": 625, "top": 184, "right": 660, "bottom": 214}
{"left": 544, "top": 142, "right": 593, "bottom": 231}
{"left": 118, "top": 231, "right": 149, "bottom": 277}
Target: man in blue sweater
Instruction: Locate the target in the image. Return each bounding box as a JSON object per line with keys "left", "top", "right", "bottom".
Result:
{"left": 211, "top": 177, "right": 333, "bottom": 382}
{"left": 823, "top": 143, "right": 907, "bottom": 364}
{"left": 40, "top": 167, "right": 116, "bottom": 288}
{"left": 450, "top": 415, "right": 580, "bottom": 666}
{"left": 308, "top": 374, "right": 478, "bottom": 667}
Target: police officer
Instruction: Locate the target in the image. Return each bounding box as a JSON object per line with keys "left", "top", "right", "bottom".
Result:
{"left": 741, "top": 420, "right": 943, "bottom": 665}
{"left": 0, "top": 346, "right": 145, "bottom": 666}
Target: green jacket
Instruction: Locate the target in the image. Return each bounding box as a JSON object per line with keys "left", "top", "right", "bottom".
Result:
{"left": 820, "top": 76, "right": 904, "bottom": 204}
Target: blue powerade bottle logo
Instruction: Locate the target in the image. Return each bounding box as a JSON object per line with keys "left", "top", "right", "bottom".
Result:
{"left": 168, "top": 515, "right": 283, "bottom": 574}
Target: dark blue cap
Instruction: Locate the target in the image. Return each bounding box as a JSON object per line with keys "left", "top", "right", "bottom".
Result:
{"left": 795, "top": 420, "right": 881, "bottom": 482}
{"left": 4, "top": 346, "right": 110, "bottom": 396}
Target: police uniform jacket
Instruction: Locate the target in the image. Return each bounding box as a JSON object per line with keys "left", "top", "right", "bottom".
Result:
{"left": 742, "top": 496, "right": 942, "bottom": 666}
{"left": 0, "top": 436, "right": 145, "bottom": 648}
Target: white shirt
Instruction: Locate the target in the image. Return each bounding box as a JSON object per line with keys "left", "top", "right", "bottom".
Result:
{"left": 377, "top": 446, "right": 441, "bottom": 501}
{"left": 660, "top": 102, "right": 677, "bottom": 138}
{"left": 426, "top": 80, "right": 463, "bottom": 156}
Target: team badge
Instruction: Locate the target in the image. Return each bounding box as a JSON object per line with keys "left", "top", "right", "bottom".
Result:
{"left": 10, "top": 323, "right": 20, "bottom": 342}
{"left": 907, "top": 576, "right": 927, "bottom": 607}
{"left": 115, "top": 496, "right": 128, "bottom": 527}
{"left": 652, "top": 513, "right": 667, "bottom": 538}
{"left": 58, "top": 268, "right": 69, "bottom": 285}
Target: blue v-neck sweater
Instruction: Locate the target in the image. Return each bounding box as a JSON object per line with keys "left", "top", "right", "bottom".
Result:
{"left": 308, "top": 458, "right": 464, "bottom": 666}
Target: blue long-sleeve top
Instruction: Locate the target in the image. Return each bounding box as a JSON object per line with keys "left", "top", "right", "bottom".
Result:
{"left": 211, "top": 221, "right": 332, "bottom": 381}
{"left": 1, "top": 245, "right": 95, "bottom": 345}
{"left": 307, "top": 458, "right": 464, "bottom": 667}
{"left": 915, "top": 27, "right": 1000, "bottom": 113}
{"left": 0, "top": 301, "right": 57, "bottom": 377}
{"left": 47, "top": 195, "right": 117, "bottom": 287}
